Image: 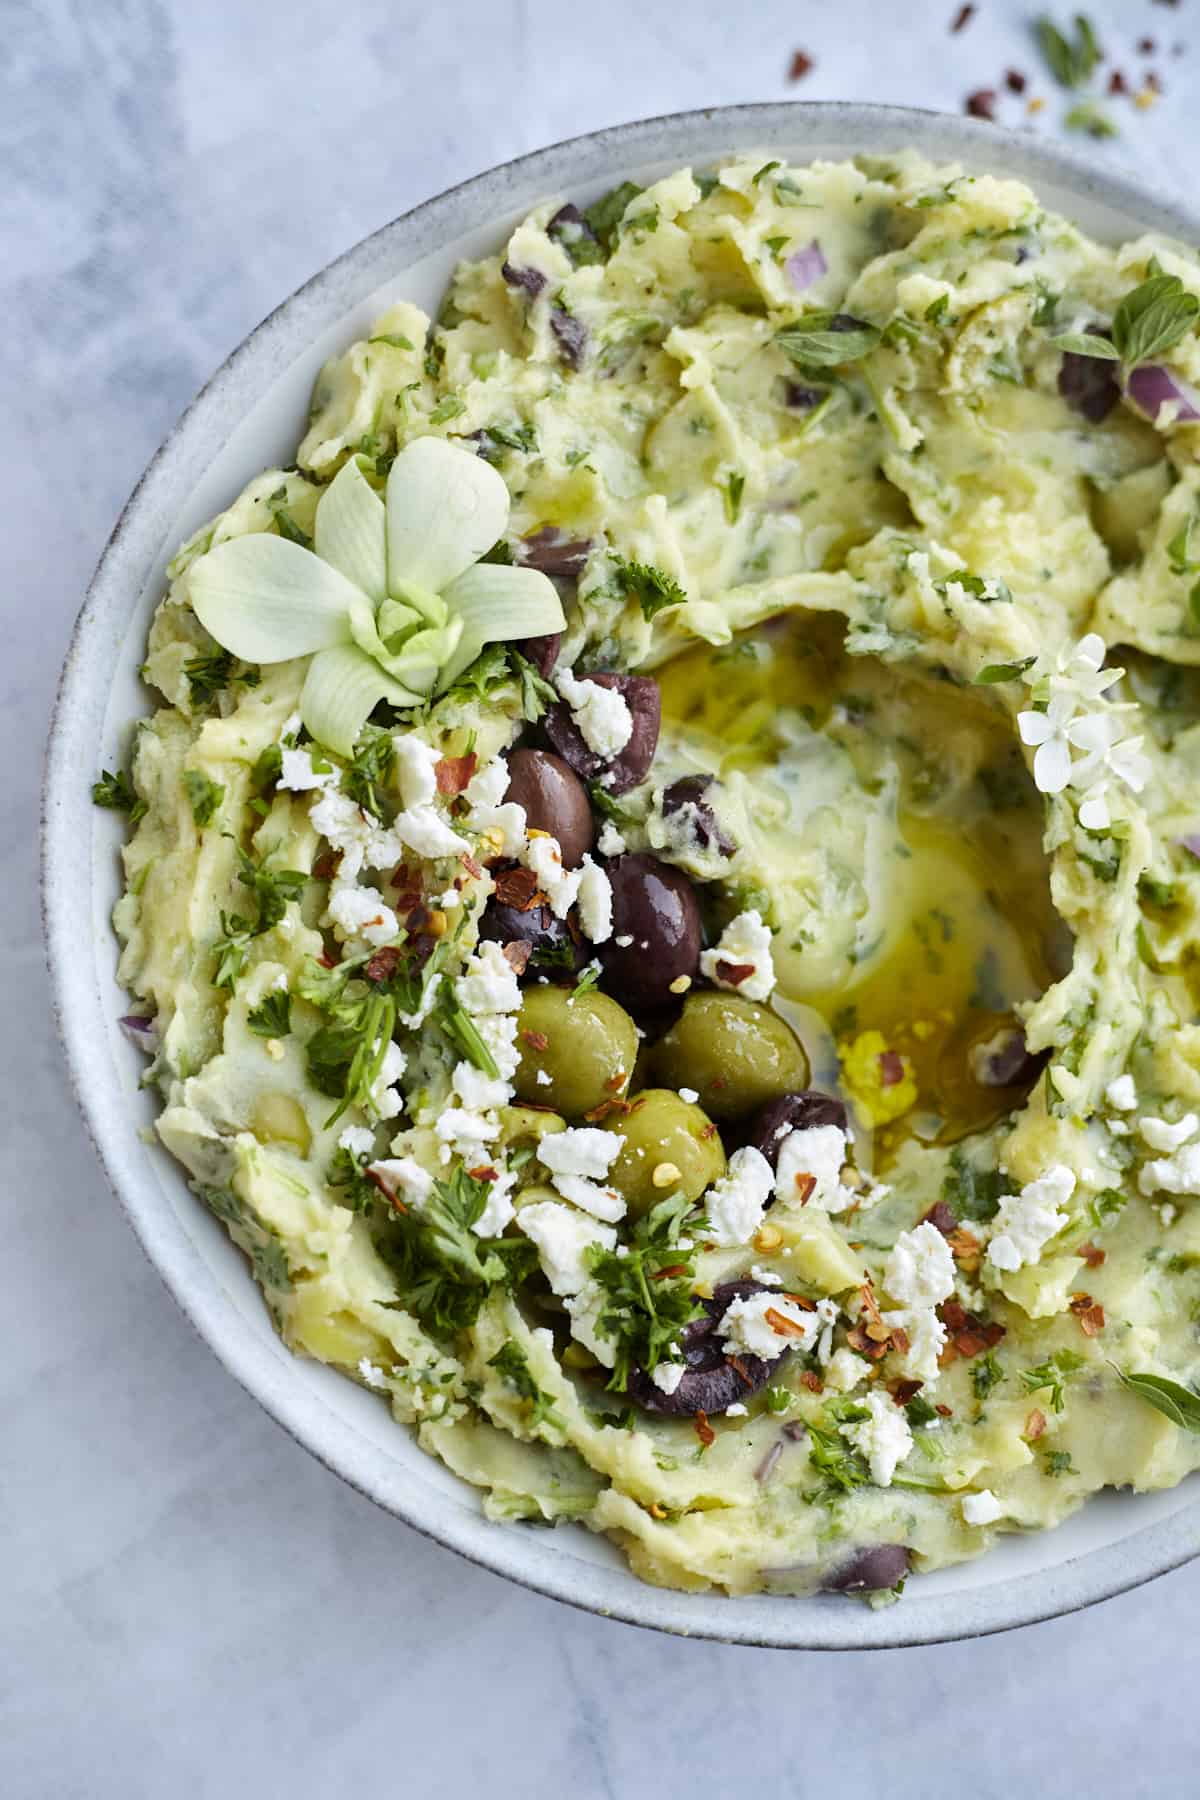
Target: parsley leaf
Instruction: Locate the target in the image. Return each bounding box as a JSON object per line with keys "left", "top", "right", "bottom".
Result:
{"left": 1020, "top": 1349, "right": 1085, "bottom": 1413}
{"left": 246, "top": 988, "right": 292, "bottom": 1038}
{"left": 430, "top": 395, "right": 466, "bottom": 425}
{"left": 721, "top": 470, "right": 746, "bottom": 524}
{"left": 341, "top": 724, "right": 395, "bottom": 816}
{"left": 1034, "top": 14, "right": 1101, "bottom": 89}
{"left": 583, "top": 181, "right": 642, "bottom": 255}
{"left": 972, "top": 1352, "right": 1004, "bottom": 1401}
{"left": 212, "top": 912, "right": 254, "bottom": 988}
{"left": 586, "top": 1192, "right": 705, "bottom": 1391}
{"left": 235, "top": 848, "right": 307, "bottom": 935}
{"left": 382, "top": 1164, "right": 537, "bottom": 1334}
{"left": 92, "top": 767, "right": 145, "bottom": 822}
{"left": 182, "top": 769, "right": 224, "bottom": 827}
{"left": 488, "top": 1340, "right": 565, "bottom": 1431}
{"left": 328, "top": 1143, "right": 378, "bottom": 1214}
{"left": 776, "top": 312, "right": 881, "bottom": 368}
{"left": 185, "top": 650, "right": 260, "bottom": 706}
{"left": 267, "top": 485, "right": 313, "bottom": 549}
{"left": 942, "top": 1147, "right": 1014, "bottom": 1223}
{"left": 303, "top": 983, "right": 396, "bottom": 1126}
{"left": 975, "top": 656, "right": 1037, "bottom": 684}
{"left": 611, "top": 555, "right": 686, "bottom": 622}
{"left": 508, "top": 648, "right": 560, "bottom": 722}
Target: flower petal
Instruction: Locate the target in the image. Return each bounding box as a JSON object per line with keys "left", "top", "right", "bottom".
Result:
{"left": 1018, "top": 710, "right": 1054, "bottom": 747}
{"left": 436, "top": 562, "right": 566, "bottom": 690}
{"left": 299, "top": 644, "right": 424, "bottom": 757}
{"left": 386, "top": 436, "right": 510, "bottom": 595}
{"left": 1034, "top": 736, "right": 1072, "bottom": 795}
{"left": 1066, "top": 711, "right": 1117, "bottom": 754}
{"left": 314, "top": 457, "right": 387, "bottom": 603}
{"left": 1078, "top": 788, "right": 1110, "bottom": 831}
{"left": 190, "top": 534, "right": 358, "bottom": 663}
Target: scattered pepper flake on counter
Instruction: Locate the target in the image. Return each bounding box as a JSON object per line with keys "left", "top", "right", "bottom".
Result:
{"left": 951, "top": 3, "right": 976, "bottom": 30}
{"left": 965, "top": 88, "right": 998, "bottom": 120}
{"left": 787, "top": 49, "right": 813, "bottom": 81}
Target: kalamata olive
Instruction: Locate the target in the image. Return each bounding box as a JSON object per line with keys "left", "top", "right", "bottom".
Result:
{"left": 477, "top": 898, "right": 589, "bottom": 975}
{"left": 550, "top": 307, "right": 588, "bottom": 369}
{"left": 970, "top": 1022, "right": 1049, "bottom": 1090}
{"left": 628, "top": 1280, "right": 780, "bottom": 1417}
{"left": 544, "top": 673, "right": 661, "bottom": 796}
{"left": 661, "top": 775, "right": 735, "bottom": 857}
{"left": 504, "top": 748, "right": 594, "bottom": 868}
{"left": 514, "top": 631, "right": 562, "bottom": 678}
{"left": 517, "top": 528, "right": 593, "bottom": 581}
{"left": 823, "top": 1544, "right": 911, "bottom": 1594}
{"left": 598, "top": 853, "right": 701, "bottom": 1009}
{"left": 501, "top": 261, "right": 547, "bottom": 298}
{"left": 740, "top": 1091, "right": 848, "bottom": 1168}
{"left": 1058, "top": 326, "right": 1120, "bottom": 423}
{"left": 546, "top": 202, "right": 599, "bottom": 258}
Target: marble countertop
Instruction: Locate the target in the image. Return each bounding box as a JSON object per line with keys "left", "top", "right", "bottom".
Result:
{"left": 5, "top": 0, "right": 1198, "bottom": 1792}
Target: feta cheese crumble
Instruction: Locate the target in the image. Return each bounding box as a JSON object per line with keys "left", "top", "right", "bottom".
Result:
{"left": 454, "top": 940, "right": 523, "bottom": 1016}
{"left": 774, "top": 1125, "right": 856, "bottom": 1214}
{"left": 705, "top": 1146, "right": 774, "bottom": 1246}
{"left": 884, "top": 1222, "right": 956, "bottom": 1308}
{"left": 391, "top": 732, "right": 441, "bottom": 808}
{"left": 1105, "top": 1073, "right": 1137, "bottom": 1112}
{"left": 576, "top": 858, "right": 614, "bottom": 943}
{"left": 841, "top": 1390, "right": 913, "bottom": 1488}
{"left": 326, "top": 881, "right": 400, "bottom": 948}
{"left": 1139, "top": 1141, "right": 1200, "bottom": 1198}
{"left": 556, "top": 666, "right": 634, "bottom": 759}
{"left": 650, "top": 1361, "right": 685, "bottom": 1395}
{"left": 961, "top": 1489, "right": 1004, "bottom": 1526}
{"left": 720, "top": 1291, "right": 821, "bottom": 1359}
{"left": 338, "top": 1125, "right": 376, "bottom": 1158}
{"left": 538, "top": 1128, "right": 626, "bottom": 1222}
{"left": 518, "top": 1201, "right": 617, "bottom": 1297}
{"left": 987, "top": 1164, "right": 1074, "bottom": 1271}
{"left": 366, "top": 1155, "right": 432, "bottom": 1208}
{"left": 699, "top": 908, "right": 776, "bottom": 1002}
{"left": 1139, "top": 1113, "right": 1199, "bottom": 1153}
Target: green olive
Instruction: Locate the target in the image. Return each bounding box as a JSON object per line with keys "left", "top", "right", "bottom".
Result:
{"left": 607, "top": 1088, "right": 725, "bottom": 1218}
{"left": 513, "top": 985, "right": 639, "bottom": 1118}
{"left": 648, "top": 991, "right": 810, "bottom": 1121}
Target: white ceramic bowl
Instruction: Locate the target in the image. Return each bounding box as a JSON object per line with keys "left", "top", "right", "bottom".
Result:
{"left": 44, "top": 102, "right": 1200, "bottom": 1648}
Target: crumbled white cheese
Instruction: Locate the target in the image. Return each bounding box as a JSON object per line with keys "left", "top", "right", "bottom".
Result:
{"left": 523, "top": 833, "right": 582, "bottom": 918}
{"left": 987, "top": 1164, "right": 1074, "bottom": 1271}
{"left": 326, "top": 881, "right": 400, "bottom": 948}
{"left": 550, "top": 1173, "right": 627, "bottom": 1223}
{"left": 564, "top": 1281, "right": 617, "bottom": 1367}
{"left": 748, "top": 1264, "right": 784, "bottom": 1288}
{"left": 472, "top": 1166, "right": 517, "bottom": 1238}
{"left": 367, "top": 1041, "right": 407, "bottom": 1120}
{"left": 884, "top": 1222, "right": 956, "bottom": 1308}
{"left": 961, "top": 1489, "right": 1004, "bottom": 1526}
{"left": 720, "top": 1291, "right": 819, "bottom": 1359}
{"left": 338, "top": 1125, "right": 376, "bottom": 1158}
{"left": 464, "top": 757, "right": 509, "bottom": 811}
{"left": 435, "top": 1104, "right": 501, "bottom": 1157}
{"left": 539, "top": 1127, "right": 623, "bottom": 1182}
{"left": 1140, "top": 1141, "right": 1200, "bottom": 1197}
{"left": 357, "top": 1358, "right": 387, "bottom": 1388}
{"left": 882, "top": 1306, "right": 948, "bottom": 1383}
{"left": 650, "top": 1361, "right": 685, "bottom": 1395}
{"left": 705, "top": 1146, "right": 774, "bottom": 1246}
{"left": 614, "top": 933, "right": 634, "bottom": 948}
{"left": 454, "top": 940, "right": 523, "bottom": 1016}
{"left": 309, "top": 788, "right": 377, "bottom": 879}
{"left": 536, "top": 1068, "right": 553, "bottom": 1087}
{"left": 391, "top": 732, "right": 441, "bottom": 808}
{"left": 699, "top": 908, "right": 776, "bottom": 1002}
{"left": 366, "top": 1155, "right": 431, "bottom": 1208}
{"left": 823, "top": 1347, "right": 871, "bottom": 1395}
{"left": 451, "top": 1060, "right": 513, "bottom": 1113}
{"left": 392, "top": 804, "right": 466, "bottom": 860}
{"left": 678, "top": 1086, "right": 699, "bottom": 1104}
{"left": 1139, "top": 1113, "right": 1199, "bottom": 1153}
{"left": 472, "top": 1011, "right": 521, "bottom": 1082}
{"left": 519, "top": 1201, "right": 616, "bottom": 1296}
{"left": 774, "top": 1125, "right": 856, "bottom": 1214}
{"left": 576, "top": 858, "right": 614, "bottom": 943}
{"left": 279, "top": 746, "right": 336, "bottom": 792}
{"left": 462, "top": 756, "right": 527, "bottom": 854}
{"left": 597, "top": 821, "right": 627, "bottom": 857}
{"left": 556, "top": 666, "right": 634, "bottom": 759}
{"left": 1105, "top": 1073, "right": 1137, "bottom": 1112}
{"left": 725, "top": 1402, "right": 748, "bottom": 1418}
{"left": 841, "top": 1390, "right": 913, "bottom": 1488}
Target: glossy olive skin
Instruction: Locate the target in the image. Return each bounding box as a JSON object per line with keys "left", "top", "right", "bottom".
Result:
{"left": 598, "top": 854, "right": 701, "bottom": 1010}
{"left": 504, "top": 748, "right": 594, "bottom": 868}
{"left": 513, "top": 984, "right": 639, "bottom": 1117}
{"left": 626, "top": 1280, "right": 780, "bottom": 1417}
{"left": 660, "top": 774, "right": 735, "bottom": 857}
{"left": 649, "top": 991, "right": 810, "bottom": 1122}
{"left": 607, "top": 1088, "right": 726, "bottom": 1219}
{"left": 740, "top": 1090, "right": 848, "bottom": 1168}
{"left": 476, "top": 897, "right": 589, "bottom": 974}
{"left": 544, "top": 673, "right": 661, "bottom": 796}
{"left": 823, "top": 1545, "right": 911, "bottom": 1594}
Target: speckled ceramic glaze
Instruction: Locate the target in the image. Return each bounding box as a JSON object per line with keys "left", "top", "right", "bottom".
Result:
{"left": 42, "top": 102, "right": 1200, "bottom": 1648}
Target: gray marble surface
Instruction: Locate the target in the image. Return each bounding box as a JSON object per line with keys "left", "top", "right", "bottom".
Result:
{"left": 6, "top": 1, "right": 1199, "bottom": 1792}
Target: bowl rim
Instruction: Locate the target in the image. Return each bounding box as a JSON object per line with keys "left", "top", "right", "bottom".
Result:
{"left": 42, "top": 98, "right": 1200, "bottom": 1650}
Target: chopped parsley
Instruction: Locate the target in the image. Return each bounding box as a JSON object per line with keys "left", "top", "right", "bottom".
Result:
{"left": 942, "top": 1147, "right": 1014, "bottom": 1224}
{"left": 92, "top": 767, "right": 145, "bottom": 822}
{"left": 267, "top": 485, "right": 313, "bottom": 548}
{"left": 611, "top": 555, "right": 686, "bottom": 622}
{"left": 585, "top": 1191, "right": 704, "bottom": 1390}
{"left": 341, "top": 724, "right": 395, "bottom": 816}
{"left": 488, "top": 1340, "right": 565, "bottom": 1432}
{"left": 582, "top": 181, "right": 642, "bottom": 256}
{"left": 1034, "top": 14, "right": 1101, "bottom": 89}
{"left": 381, "top": 1163, "right": 536, "bottom": 1334}
{"left": 246, "top": 988, "right": 292, "bottom": 1038}
{"left": 184, "top": 649, "right": 260, "bottom": 706}
{"left": 1019, "top": 1349, "right": 1085, "bottom": 1413}
{"left": 972, "top": 1352, "right": 1004, "bottom": 1401}
{"left": 430, "top": 394, "right": 466, "bottom": 425}
{"left": 776, "top": 312, "right": 881, "bottom": 368}
{"left": 328, "top": 1143, "right": 378, "bottom": 1214}
{"left": 721, "top": 470, "right": 746, "bottom": 524}
{"left": 182, "top": 769, "right": 224, "bottom": 828}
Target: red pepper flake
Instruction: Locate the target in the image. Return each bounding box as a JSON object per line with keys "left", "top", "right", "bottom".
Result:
{"left": 965, "top": 88, "right": 998, "bottom": 121}
{"left": 1108, "top": 68, "right": 1129, "bottom": 94}
{"left": 766, "top": 1306, "right": 811, "bottom": 1339}
{"left": 726, "top": 1354, "right": 754, "bottom": 1385}
{"left": 921, "top": 1200, "right": 958, "bottom": 1236}
{"left": 1005, "top": 67, "right": 1028, "bottom": 93}
{"left": 312, "top": 848, "right": 340, "bottom": 881}
{"left": 935, "top": 1402, "right": 953, "bottom": 1418}
{"left": 366, "top": 1168, "right": 406, "bottom": 1212}
{"left": 950, "top": 3, "right": 975, "bottom": 31}
{"left": 847, "top": 1325, "right": 889, "bottom": 1361}
{"left": 781, "top": 1292, "right": 817, "bottom": 1311}
{"left": 364, "top": 946, "right": 401, "bottom": 984}
{"left": 792, "top": 1172, "right": 817, "bottom": 1206}
{"left": 501, "top": 940, "right": 532, "bottom": 976}
{"left": 435, "top": 752, "right": 477, "bottom": 797}
{"left": 1078, "top": 1240, "right": 1106, "bottom": 1269}
{"left": 461, "top": 851, "right": 483, "bottom": 879}
{"left": 1147, "top": 69, "right": 1163, "bottom": 93}
{"left": 878, "top": 1050, "right": 906, "bottom": 1088}
{"left": 787, "top": 49, "right": 814, "bottom": 81}
{"left": 799, "top": 1370, "right": 824, "bottom": 1393}
{"left": 700, "top": 1122, "right": 720, "bottom": 1140}
{"left": 890, "top": 1378, "right": 924, "bottom": 1407}
{"left": 583, "top": 1097, "right": 634, "bottom": 1123}
{"left": 650, "top": 1263, "right": 688, "bottom": 1282}
{"left": 494, "top": 864, "right": 543, "bottom": 911}
{"left": 1139, "top": 36, "right": 1156, "bottom": 53}
{"left": 946, "top": 1226, "right": 982, "bottom": 1266}
{"left": 694, "top": 1410, "right": 715, "bottom": 1448}
{"left": 715, "top": 959, "right": 755, "bottom": 987}
{"left": 317, "top": 947, "right": 341, "bottom": 970}
{"left": 467, "top": 1165, "right": 498, "bottom": 1182}
{"left": 604, "top": 1069, "right": 628, "bottom": 1092}
{"left": 1069, "top": 1292, "right": 1106, "bottom": 1337}
{"left": 521, "top": 1028, "right": 549, "bottom": 1052}
{"left": 1025, "top": 1408, "right": 1047, "bottom": 1442}
{"left": 938, "top": 1297, "right": 1006, "bottom": 1359}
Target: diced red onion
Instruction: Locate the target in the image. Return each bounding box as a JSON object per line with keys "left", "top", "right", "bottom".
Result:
{"left": 1178, "top": 834, "right": 1200, "bottom": 860}
{"left": 119, "top": 1013, "right": 158, "bottom": 1051}
{"left": 784, "top": 239, "right": 827, "bottom": 292}
{"left": 1125, "top": 363, "right": 1200, "bottom": 425}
